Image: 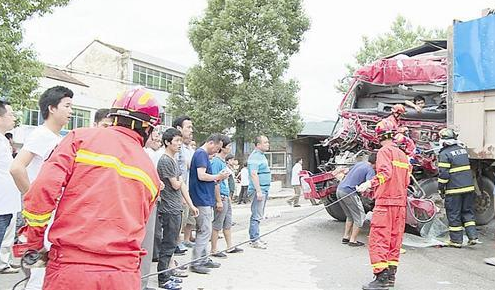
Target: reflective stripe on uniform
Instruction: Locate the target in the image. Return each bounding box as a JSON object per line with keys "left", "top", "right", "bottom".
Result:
{"left": 445, "top": 186, "right": 475, "bottom": 195}
{"left": 449, "top": 226, "right": 463, "bottom": 231}
{"left": 372, "top": 262, "right": 389, "bottom": 269}
{"left": 75, "top": 149, "right": 158, "bottom": 200}
{"left": 449, "top": 165, "right": 471, "bottom": 173}
{"left": 22, "top": 210, "right": 52, "bottom": 227}
{"left": 388, "top": 260, "right": 399, "bottom": 266}
{"left": 438, "top": 162, "right": 451, "bottom": 168}
{"left": 438, "top": 178, "right": 449, "bottom": 184}
{"left": 22, "top": 210, "right": 51, "bottom": 221}
{"left": 392, "top": 160, "right": 409, "bottom": 169}
{"left": 376, "top": 173, "right": 386, "bottom": 185}
{"left": 464, "top": 221, "right": 476, "bottom": 227}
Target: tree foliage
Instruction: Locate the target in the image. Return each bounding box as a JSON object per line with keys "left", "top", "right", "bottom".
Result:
{"left": 335, "top": 15, "right": 447, "bottom": 93}
{"left": 0, "top": 0, "right": 70, "bottom": 110}
{"left": 168, "top": 0, "right": 310, "bottom": 158}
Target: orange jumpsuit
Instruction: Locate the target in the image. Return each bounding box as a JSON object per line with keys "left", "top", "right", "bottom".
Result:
{"left": 368, "top": 141, "right": 410, "bottom": 274}
{"left": 21, "top": 126, "right": 160, "bottom": 290}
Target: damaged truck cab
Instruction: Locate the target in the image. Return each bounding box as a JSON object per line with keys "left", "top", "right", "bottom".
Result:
{"left": 304, "top": 11, "right": 495, "bottom": 227}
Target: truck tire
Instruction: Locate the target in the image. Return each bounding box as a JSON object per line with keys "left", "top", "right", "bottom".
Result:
{"left": 418, "top": 176, "right": 494, "bottom": 225}
{"left": 474, "top": 175, "right": 495, "bottom": 225}
{"left": 322, "top": 196, "right": 346, "bottom": 222}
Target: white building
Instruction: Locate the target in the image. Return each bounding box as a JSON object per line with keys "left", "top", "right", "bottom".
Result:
{"left": 14, "top": 39, "right": 188, "bottom": 144}
{"left": 66, "top": 40, "right": 187, "bottom": 126}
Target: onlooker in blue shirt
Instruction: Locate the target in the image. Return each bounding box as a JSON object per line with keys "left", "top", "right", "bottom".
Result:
{"left": 189, "top": 134, "right": 230, "bottom": 274}
{"left": 336, "top": 153, "right": 376, "bottom": 247}
{"left": 210, "top": 135, "right": 243, "bottom": 258}
{"left": 247, "top": 135, "right": 271, "bottom": 249}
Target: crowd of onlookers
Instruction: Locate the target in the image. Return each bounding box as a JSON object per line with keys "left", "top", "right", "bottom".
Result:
{"left": 0, "top": 86, "right": 275, "bottom": 290}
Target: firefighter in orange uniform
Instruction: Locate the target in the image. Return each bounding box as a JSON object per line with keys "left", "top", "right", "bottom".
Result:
{"left": 394, "top": 127, "right": 416, "bottom": 157}
{"left": 20, "top": 87, "right": 161, "bottom": 290}
{"left": 357, "top": 119, "right": 411, "bottom": 290}
{"left": 381, "top": 104, "right": 406, "bottom": 132}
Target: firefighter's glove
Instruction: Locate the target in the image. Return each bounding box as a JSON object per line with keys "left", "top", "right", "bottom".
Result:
{"left": 356, "top": 180, "right": 372, "bottom": 193}
{"left": 439, "top": 189, "right": 445, "bottom": 199}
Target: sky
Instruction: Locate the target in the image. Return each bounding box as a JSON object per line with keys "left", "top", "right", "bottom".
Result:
{"left": 22, "top": 0, "right": 495, "bottom": 122}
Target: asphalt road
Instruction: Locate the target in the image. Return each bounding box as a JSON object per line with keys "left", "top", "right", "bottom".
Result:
{"left": 2, "top": 197, "right": 495, "bottom": 290}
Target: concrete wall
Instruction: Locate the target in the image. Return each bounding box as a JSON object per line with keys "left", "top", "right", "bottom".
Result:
{"left": 67, "top": 41, "right": 130, "bottom": 108}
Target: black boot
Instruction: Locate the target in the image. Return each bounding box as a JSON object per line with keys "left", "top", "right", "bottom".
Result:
{"left": 362, "top": 269, "right": 389, "bottom": 290}
{"left": 388, "top": 266, "right": 397, "bottom": 287}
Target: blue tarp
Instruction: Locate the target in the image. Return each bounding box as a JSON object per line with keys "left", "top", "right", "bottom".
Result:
{"left": 453, "top": 14, "right": 495, "bottom": 92}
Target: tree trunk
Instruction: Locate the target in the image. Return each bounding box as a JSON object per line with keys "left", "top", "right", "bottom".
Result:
{"left": 235, "top": 119, "right": 246, "bottom": 164}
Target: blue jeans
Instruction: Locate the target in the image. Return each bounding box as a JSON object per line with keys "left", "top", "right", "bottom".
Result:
{"left": 249, "top": 192, "right": 267, "bottom": 241}
{"left": 0, "top": 214, "right": 13, "bottom": 244}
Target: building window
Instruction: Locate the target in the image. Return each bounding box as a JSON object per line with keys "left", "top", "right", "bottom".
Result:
{"left": 160, "top": 110, "right": 173, "bottom": 127}
{"left": 265, "top": 152, "right": 286, "bottom": 169}
{"left": 133, "top": 64, "right": 184, "bottom": 94}
{"left": 66, "top": 108, "right": 91, "bottom": 130}
{"left": 23, "top": 109, "right": 40, "bottom": 126}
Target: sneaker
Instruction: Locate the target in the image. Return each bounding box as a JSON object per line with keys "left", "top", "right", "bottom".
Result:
{"left": 168, "top": 276, "right": 183, "bottom": 284}
{"left": 177, "top": 243, "right": 188, "bottom": 251}
{"left": 174, "top": 246, "right": 187, "bottom": 255}
{"left": 293, "top": 204, "right": 301, "bottom": 207}
{"left": 171, "top": 269, "right": 189, "bottom": 278}
{"left": 348, "top": 241, "right": 365, "bottom": 247}
{"left": 183, "top": 241, "right": 195, "bottom": 248}
{"left": 250, "top": 240, "right": 267, "bottom": 249}
{"left": 202, "top": 258, "right": 221, "bottom": 268}
{"left": 159, "top": 280, "right": 182, "bottom": 290}
{"left": 342, "top": 238, "right": 350, "bottom": 244}
{"left": 174, "top": 260, "right": 188, "bottom": 271}
{"left": 0, "top": 266, "right": 20, "bottom": 274}
{"left": 227, "top": 247, "right": 244, "bottom": 253}
{"left": 189, "top": 265, "right": 211, "bottom": 274}
{"left": 212, "top": 251, "right": 227, "bottom": 258}
{"left": 468, "top": 238, "right": 481, "bottom": 246}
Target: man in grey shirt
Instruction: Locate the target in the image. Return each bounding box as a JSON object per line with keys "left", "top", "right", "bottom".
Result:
{"left": 157, "top": 128, "right": 198, "bottom": 289}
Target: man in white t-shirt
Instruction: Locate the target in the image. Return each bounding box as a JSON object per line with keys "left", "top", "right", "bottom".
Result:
{"left": 287, "top": 157, "right": 304, "bottom": 207}
{"left": 236, "top": 162, "right": 250, "bottom": 204}
{"left": 0, "top": 100, "right": 21, "bottom": 274}
{"left": 10, "top": 86, "right": 73, "bottom": 289}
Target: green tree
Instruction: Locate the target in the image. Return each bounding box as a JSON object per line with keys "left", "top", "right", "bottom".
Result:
{"left": 168, "top": 0, "right": 310, "bottom": 159}
{"left": 335, "top": 15, "right": 447, "bottom": 93}
{"left": 0, "top": 0, "right": 70, "bottom": 110}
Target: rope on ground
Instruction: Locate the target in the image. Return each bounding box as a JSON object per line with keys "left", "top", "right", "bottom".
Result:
{"left": 140, "top": 190, "right": 358, "bottom": 279}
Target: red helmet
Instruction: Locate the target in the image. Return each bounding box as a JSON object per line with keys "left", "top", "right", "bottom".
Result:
{"left": 392, "top": 104, "right": 406, "bottom": 115}
{"left": 375, "top": 119, "right": 394, "bottom": 140}
{"left": 109, "top": 87, "right": 161, "bottom": 128}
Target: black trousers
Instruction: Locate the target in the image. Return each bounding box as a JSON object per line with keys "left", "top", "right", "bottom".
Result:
{"left": 444, "top": 192, "right": 477, "bottom": 243}
{"left": 157, "top": 212, "right": 182, "bottom": 283}
{"left": 237, "top": 186, "right": 249, "bottom": 203}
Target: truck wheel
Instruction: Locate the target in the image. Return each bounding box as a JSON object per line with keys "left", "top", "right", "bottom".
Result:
{"left": 322, "top": 196, "right": 346, "bottom": 222}
{"left": 412, "top": 178, "right": 449, "bottom": 234}
{"left": 474, "top": 175, "right": 495, "bottom": 225}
